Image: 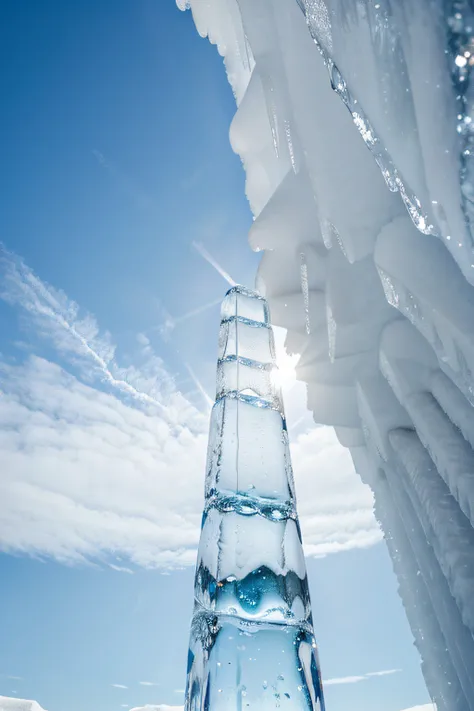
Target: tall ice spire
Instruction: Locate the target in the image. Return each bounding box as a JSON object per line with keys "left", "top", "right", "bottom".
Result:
{"left": 185, "top": 285, "right": 325, "bottom": 710}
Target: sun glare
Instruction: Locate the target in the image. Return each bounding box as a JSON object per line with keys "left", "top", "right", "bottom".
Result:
{"left": 272, "top": 326, "right": 300, "bottom": 390}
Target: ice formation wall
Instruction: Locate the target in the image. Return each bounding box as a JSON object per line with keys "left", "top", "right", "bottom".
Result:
{"left": 178, "top": 1, "right": 474, "bottom": 710}
{"left": 185, "top": 286, "right": 324, "bottom": 710}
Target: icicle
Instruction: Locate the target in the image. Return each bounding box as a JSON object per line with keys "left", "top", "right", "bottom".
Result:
{"left": 300, "top": 252, "right": 311, "bottom": 335}
{"left": 298, "top": 0, "right": 436, "bottom": 237}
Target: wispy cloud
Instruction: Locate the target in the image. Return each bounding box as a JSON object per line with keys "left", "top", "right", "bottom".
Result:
{"left": 0, "top": 245, "right": 199, "bottom": 427}
{"left": 192, "top": 241, "right": 236, "bottom": 286}
{"left": 109, "top": 564, "right": 134, "bottom": 574}
{"left": 366, "top": 668, "right": 401, "bottom": 678}
{"left": 324, "top": 669, "right": 401, "bottom": 686}
{"left": 112, "top": 684, "right": 128, "bottom": 690}
{"left": 0, "top": 355, "right": 206, "bottom": 568}
{"left": 0, "top": 246, "right": 380, "bottom": 568}
{"left": 139, "top": 682, "right": 160, "bottom": 687}
{"left": 0, "top": 246, "right": 207, "bottom": 568}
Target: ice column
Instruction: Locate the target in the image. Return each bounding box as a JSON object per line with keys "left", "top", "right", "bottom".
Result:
{"left": 185, "top": 285, "right": 325, "bottom": 711}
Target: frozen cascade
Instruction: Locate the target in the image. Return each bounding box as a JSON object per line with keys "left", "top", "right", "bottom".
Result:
{"left": 178, "top": 1, "right": 474, "bottom": 709}
{"left": 382, "top": 454, "right": 474, "bottom": 710}
{"left": 185, "top": 286, "right": 325, "bottom": 711}
{"left": 370, "top": 472, "right": 465, "bottom": 711}
{"left": 389, "top": 428, "right": 474, "bottom": 643}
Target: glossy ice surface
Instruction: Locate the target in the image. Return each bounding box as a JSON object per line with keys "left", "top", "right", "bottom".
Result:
{"left": 185, "top": 286, "right": 324, "bottom": 710}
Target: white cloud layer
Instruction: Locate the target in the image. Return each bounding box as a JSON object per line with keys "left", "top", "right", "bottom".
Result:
{"left": 0, "top": 247, "right": 381, "bottom": 569}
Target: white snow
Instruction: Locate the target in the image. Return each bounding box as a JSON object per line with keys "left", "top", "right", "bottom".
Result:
{"left": 0, "top": 698, "right": 47, "bottom": 711}
{"left": 180, "top": 1, "right": 474, "bottom": 710}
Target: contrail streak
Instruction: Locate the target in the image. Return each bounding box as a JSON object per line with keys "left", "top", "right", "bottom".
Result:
{"left": 184, "top": 362, "right": 214, "bottom": 411}
{"left": 151, "top": 297, "right": 222, "bottom": 338}
{"left": 174, "top": 297, "right": 222, "bottom": 325}
{"left": 192, "top": 241, "right": 237, "bottom": 287}
{"left": 0, "top": 246, "right": 174, "bottom": 422}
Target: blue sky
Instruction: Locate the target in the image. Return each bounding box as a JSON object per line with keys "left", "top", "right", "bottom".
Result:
{"left": 0, "top": 2, "right": 431, "bottom": 711}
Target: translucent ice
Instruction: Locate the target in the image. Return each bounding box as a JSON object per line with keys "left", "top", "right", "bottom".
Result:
{"left": 184, "top": 287, "right": 324, "bottom": 711}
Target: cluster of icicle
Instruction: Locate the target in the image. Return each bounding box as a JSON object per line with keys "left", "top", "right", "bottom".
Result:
{"left": 179, "top": 1, "right": 474, "bottom": 710}
{"left": 185, "top": 286, "right": 324, "bottom": 710}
